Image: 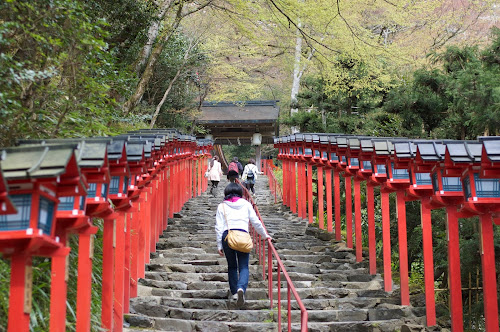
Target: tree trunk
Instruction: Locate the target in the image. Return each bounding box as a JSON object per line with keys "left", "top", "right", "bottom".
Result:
{"left": 135, "top": 0, "right": 175, "bottom": 74}
{"left": 123, "top": 16, "right": 182, "bottom": 116}
{"left": 290, "top": 23, "right": 303, "bottom": 134}
{"left": 150, "top": 68, "right": 182, "bottom": 128}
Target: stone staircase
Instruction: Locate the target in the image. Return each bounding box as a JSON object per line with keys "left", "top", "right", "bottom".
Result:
{"left": 125, "top": 177, "right": 430, "bottom": 332}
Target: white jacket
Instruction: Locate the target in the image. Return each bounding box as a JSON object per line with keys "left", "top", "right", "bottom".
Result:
{"left": 242, "top": 163, "right": 261, "bottom": 181}
{"left": 207, "top": 160, "right": 222, "bottom": 181}
{"left": 215, "top": 198, "right": 269, "bottom": 250}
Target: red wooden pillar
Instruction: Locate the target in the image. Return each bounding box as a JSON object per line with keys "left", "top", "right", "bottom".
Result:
{"left": 334, "top": 170, "right": 341, "bottom": 241}
{"left": 297, "top": 162, "right": 303, "bottom": 218}
{"left": 138, "top": 195, "right": 146, "bottom": 278}
{"left": 381, "top": 190, "right": 392, "bottom": 291}
{"left": 130, "top": 209, "right": 139, "bottom": 299}
{"left": 325, "top": 168, "right": 333, "bottom": 233}
{"left": 283, "top": 160, "right": 289, "bottom": 207}
{"left": 396, "top": 191, "right": 410, "bottom": 305}
{"left": 353, "top": 177, "right": 363, "bottom": 261}
{"left": 291, "top": 161, "right": 297, "bottom": 214}
{"left": 301, "top": 163, "right": 307, "bottom": 219}
{"left": 49, "top": 241, "right": 70, "bottom": 332}
{"left": 307, "top": 163, "right": 314, "bottom": 224}
{"left": 149, "top": 181, "right": 157, "bottom": 254}
{"left": 420, "top": 198, "right": 436, "bottom": 326}
{"left": 101, "top": 217, "right": 115, "bottom": 331}
{"left": 76, "top": 228, "right": 98, "bottom": 332}
{"left": 144, "top": 187, "right": 152, "bottom": 264}
{"left": 479, "top": 213, "right": 499, "bottom": 332}
{"left": 317, "top": 166, "right": 324, "bottom": 229}
{"left": 197, "top": 160, "right": 202, "bottom": 196}
{"left": 8, "top": 254, "right": 32, "bottom": 332}
{"left": 113, "top": 213, "right": 125, "bottom": 332}
{"left": 124, "top": 210, "right": 131, "bottom": 313}
{"left": 345, "top": 175, "right": 353, "bottom": 248}
{"left": 446, "top": 206, "right": 463, "bottom": 331}
{"left": 366, "top": 184, "right": 376, "bottom": 275}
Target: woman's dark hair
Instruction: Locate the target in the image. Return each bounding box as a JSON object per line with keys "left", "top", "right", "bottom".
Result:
{"left": 248, "top": 158, "right": 255, "bottom": 164}
{"left": 210, "top": 155, "right": 219, "bottom": 167}
{"left": 224, "top": 182, "right": 243, "bottom": 199}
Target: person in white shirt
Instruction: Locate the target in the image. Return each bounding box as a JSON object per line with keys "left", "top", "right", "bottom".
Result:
{"left": 207, "top": 156, "right": 222, "bottom": 196}
{"left": 215, "top": 183, "right": 271, "bottom": 307}
{"left": 242, "top": 159, "right": 262, "bottom": 195}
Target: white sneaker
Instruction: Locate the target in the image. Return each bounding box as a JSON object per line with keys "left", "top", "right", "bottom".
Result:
{"left": 237, "top": 288, "right": 245, "bottom": 307}
{"left": 231, "top": 293, "right": 238, "bottom": 301}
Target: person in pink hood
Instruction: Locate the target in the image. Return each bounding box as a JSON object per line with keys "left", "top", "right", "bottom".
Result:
{"left": 215, "top": 183, "right": 271, "bottom": 307}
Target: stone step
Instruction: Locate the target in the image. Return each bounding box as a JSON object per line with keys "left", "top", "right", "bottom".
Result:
{"left": 125, "top": 315, "right": 278, "bottom": 332}
{"left": 130, "top": 295, "right": 402, "bottom": 312}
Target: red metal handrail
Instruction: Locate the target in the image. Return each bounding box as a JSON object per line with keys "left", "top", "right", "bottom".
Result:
{"left": 265, "top": 160, "right": 283, "bottom": 203}
{"left": 236, "top": 179, "right": 308, "bottom": 332}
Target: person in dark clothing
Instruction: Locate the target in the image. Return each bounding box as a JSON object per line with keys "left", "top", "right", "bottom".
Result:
{"left": 227, "top": 170, "right": 239, "bottom": 183}
{"left": 235, "top": 157, "right": 244, "bottom": 176}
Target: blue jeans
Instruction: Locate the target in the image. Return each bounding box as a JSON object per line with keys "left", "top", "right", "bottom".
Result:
{"left": 222, "top": 230, "right": 250, "bottom": 295}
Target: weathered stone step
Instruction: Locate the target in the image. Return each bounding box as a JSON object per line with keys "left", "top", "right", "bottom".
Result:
{"left": 130, "top": 295, "right": 402, "bottom": 312}
{"left": 290, "top": 319, "right": 423, "bottom": 332}
{"left": 125, "top": 315, "right": 278, "bottom": 331}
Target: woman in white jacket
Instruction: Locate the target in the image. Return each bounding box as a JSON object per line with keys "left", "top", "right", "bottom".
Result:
{"left": 215, "top": 183, "right": 271, "bottom": 307}
{"left": 207, "top": 156, "right": 222, "bottom": 195}
{"left": 242, "top": 159, "right": 262, "bottom": 195}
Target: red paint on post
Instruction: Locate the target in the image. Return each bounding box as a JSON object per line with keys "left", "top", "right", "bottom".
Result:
{"left": 354, "top": 178, "right": 362, "bottom": 261}
{"left": 396, "top": 191, "right": 410, "bottom": 306}
{"left": 76, "top": 231, "right": 96, "bottom": 332}
{"left": 420, "top": 198, "right": 436, "bottom": 326}
{"left": 307, "top": 163, "right": 314, "bottom": 224}
{"left": 381, "top": 190, "right": 392, "bottom": 292}
{"left": 101, "top": 217, "right": 115, "bottom": 331}
{"left": 325, "top": 168, "right": 333, "bottom": 233}
{"left": 367, "top": 184, "right": 376, "bottom": 275}
{"left": 291, "top": 161, "right": 297, "bottom": 214}
{"left": 446, "top": 206, "right": 464, "bottom": 331}
{"left": 8, "top": 254, "right": 31, "bottom": 332}
{"left": 113, "top": 213, "right": 125, "bottom": 332}
{"left": 345, "top": 176, "right": 353, "bottom": 248}
{"left": 334, "top": 170, "right": 341, "bottom": 241}
{"left": 318, "top": 166, "right": 324, "bottom": 229}
{"left": 479, "top": 214, "right": 499, "bottom": 332}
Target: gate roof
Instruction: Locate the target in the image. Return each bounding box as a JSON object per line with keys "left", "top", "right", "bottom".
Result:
{"left": 198, "top": 100, "right": 279, "bottom": 145}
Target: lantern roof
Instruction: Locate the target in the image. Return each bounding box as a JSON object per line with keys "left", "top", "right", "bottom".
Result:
{"left": 294, "top": 133, "right": 304, "bottom": 142}
{"left": 393, "top": 140, "right": 416, "bottom": 159}
{"left": 319, "top": 135, "right": 329, "bottom": 145}
{"left": 415, "top": 141, "right": 446, "bottom": 162}
{"left": 17, "top": 139, "right": 109, "bottom": 170}
{"left": 1, "top": 144, "right": 79, "bottom": 180}
{"left": 479, "top": 137, "right": 500, "bottom": 163}
{"left": 0, "top": 154, "right": 16, "bottom": 214}
{"left": 347, "top": 137, "right": 361, "bottom": 150}
{"left": 360, "top": 138, "right": 374, "bottom": 153}
{"left": 372, "top": 139, "right": 394, "bottom": 156}
{"left": 125, "top": 141, "right": 147, "bottom": 162}
{"left": 444, "top": 141, "right": 482, "bottom": 163}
